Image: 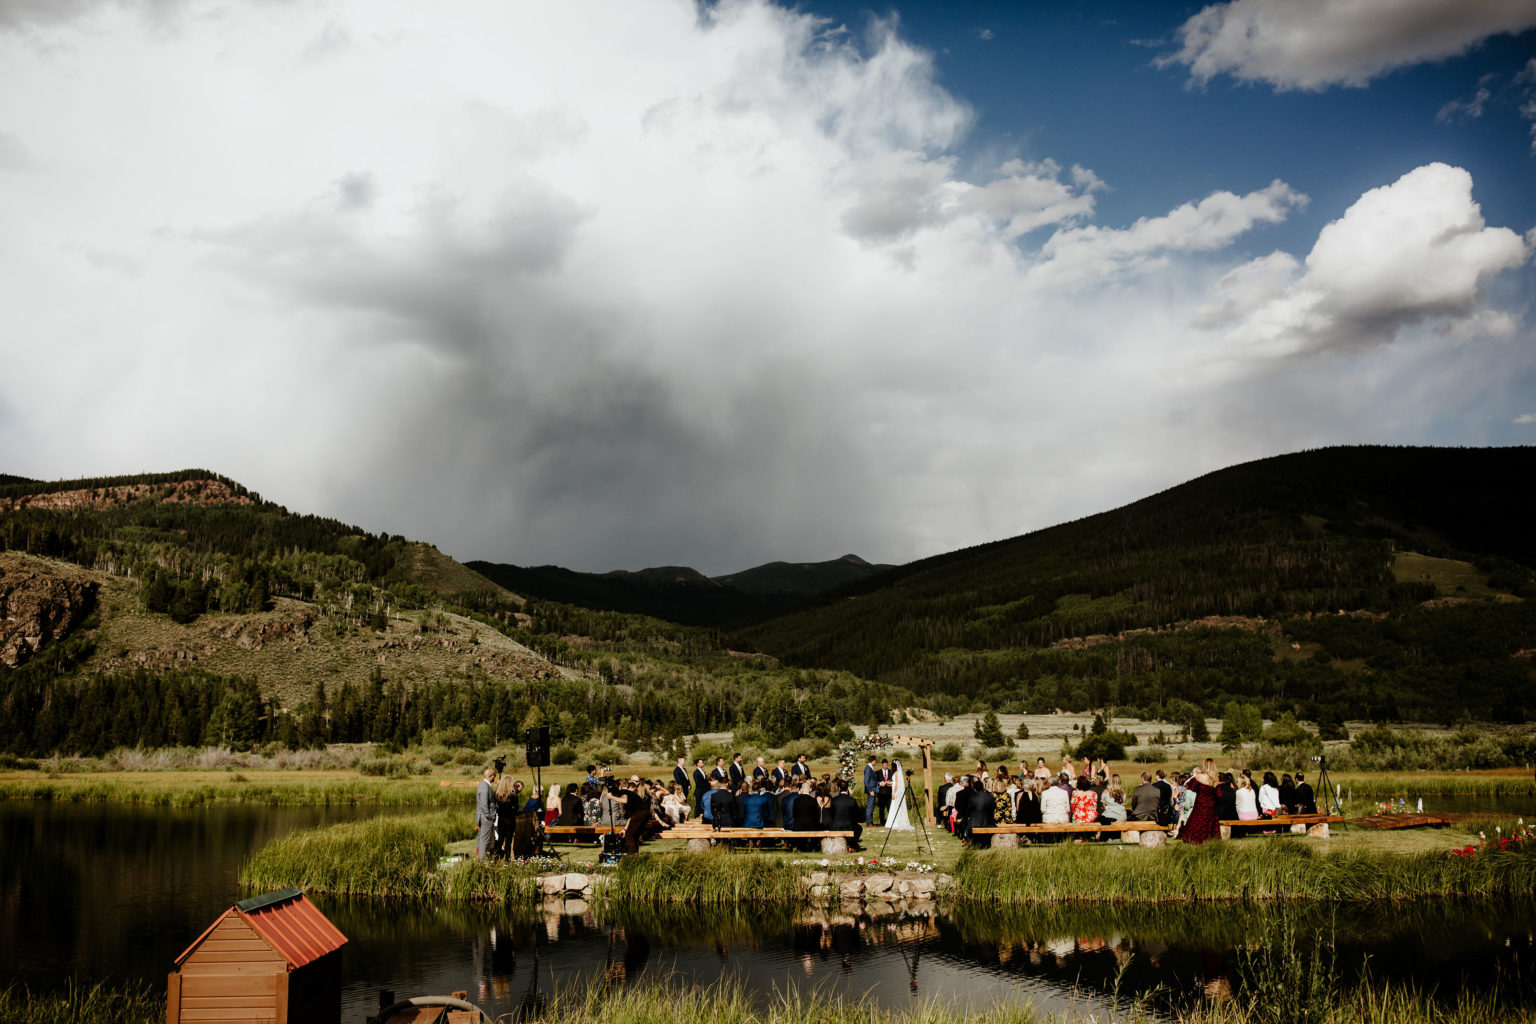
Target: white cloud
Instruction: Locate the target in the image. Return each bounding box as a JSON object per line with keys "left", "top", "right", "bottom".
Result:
{"left": 0, "top": 1, "right": 1530, "bottom": 574}
{"left": 1198, "top": 163, "right": 1529, "bottom": 357}
{"left": 1163, "top": 0, "right": 1536, "bottom": 91}
{"left": 1515, "top": 412, "right": 1536, "bottom": 424}
{"left": 1437, "top": 86, "right": 1491, "bottom": 123}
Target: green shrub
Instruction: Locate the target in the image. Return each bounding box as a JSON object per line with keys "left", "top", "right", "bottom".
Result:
{"left": 1133, "top": 746, "right": 1167, "bottom": 764}
{"left": 358, "top": 757, "right": 391, "bottom": 777}
{"left": 552, "top": 745, "right": 577, "bottom": 765}
{"left": 934, "top": 742, "right": 962, "bottom": 762}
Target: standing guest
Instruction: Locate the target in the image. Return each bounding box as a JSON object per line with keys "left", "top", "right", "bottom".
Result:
{"left": 559, "top": 784, "right": 585, "bottom": 826}
{"left": 968, "top": 777, "right": 997, "bottom": 848}
{"left": 600, "top": 782, "right": 628, "bottom": 830}
{"left": 863, "top": 756, "right": 881, "bottom": 826}
{"left": 544, "top": 784, "right": 562, "bottom": 827}
{"left": 1179, "top": 760, "right": 1221, "bottom": 844}
{"left": 622, "top": 781, "right": 655, "bottom": 854}
{"left": 771, "top": 758, "right": 789, "bottom": 786}
{"left": 494, "top": 776, "right": 520, "bottom": 859}
{"left": 828, "top": 779, "right": 864, "bottom": 850}
{"left": 673, "top": 756, "right": 691, "bottom": 802}
{"left": 729, "top": 753, "right": 747, "bottom": 791}
{"left": 1015, "top": 778, "right": 1043, "bottom": 825}
{"left": 1128, "top": 772, "right": 1161, "bottom": 822}
{"left": 741, "top": 779, "right": 771, "bottom": 828}
{"left": 1258, "top": 772, "right": 1282, "bottom": 818}
{"left": 475, "top": 767, "right": 499, "bottom": 860}
{"left": 1071, "top": 776, "right": 1098, "bottom": 824}
{"left": 1295, "top": 772, "right": 1318, "bottom": 815}
{"left": 753, "top": 756, "right": 769, "bottom": 781}
{"left": 711, "top": 757, "right": 730, "bottom": 787}
{"left": 1093, "top": 758, "right": 1110, "bottom": 784}
{"left": 1234, "top": 775, "right": 1259, "bottom": 820}
{"left": 1153, "top": 770, "right": 1174, "bottom": 826}
{"left": 1279, "top": 773, "right": 1298, "bottom": 814}
{"left": 954, "top": 775, "right": 976, "bottom": 840}
{"left": 692, "top": 759, "right": 709, "bottom": 817}
{"left": 585, "top": 765, "right": 601, "bottom": 788}
{"left": 877, "top": 760, "right": 894, "bottom": 824}
{"left": 1215, "top": 772, "right": 1238, "bottom": 821}
{"left": 1098, "top": 784, "right": 1127, "bottom": 825}
{"left": 791, "top": 753, "right": 811, "bottom": 780}
{"left": 1061, "top": 755, "right": 1076, "bottom": 779}
{"left": 1034, "top": 757, "right": 1052, "bottom": 781}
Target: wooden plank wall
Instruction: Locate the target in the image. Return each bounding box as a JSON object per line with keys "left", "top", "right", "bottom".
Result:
{"left": 169, "top": 915, "right": 288, "bottom": 1024}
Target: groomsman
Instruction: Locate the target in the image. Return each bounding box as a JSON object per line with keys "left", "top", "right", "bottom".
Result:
{"left": 771, "top": 758, "right": 789, "bottom": 786}
{"left": 692, "top": 758, "right": 709, "bottom": 815}
{"left": 673, "top": 755, "right": 691, "bottom": 800}
{"left": 752, "top": 756, "right": 768, "bottom": 782}
{"left": 863, "top": 755, "right": 880, "bottom": 826}
{"left": 728, "top": 753, "right": 746, "bottom": 791}
{"left": 711, "top": 757, "right": 730, "bottom": 786}
{"left": 791, "top": 754, "right": 810, "bottom": 780}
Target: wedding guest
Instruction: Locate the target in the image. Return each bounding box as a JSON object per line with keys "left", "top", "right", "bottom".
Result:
{"left": 1071, "top": 776, "right": 1098, "bottom": 824}
{"left": 740, "top": 778, "right": 771, "bottom": 828}
{"left": 544, "top": 784, "right": 562, "bottom": 827}
{"left": 968, "top": 776, "right": 997, "bottom": 849}
{"left": 1215, "top": 772, "right": 1237, "bottom": 821}
{"left": 1041, "top": 776, "right": 1070, "bottom": 824}
{"left": 1258, "top": 771, "right": 1282, "bottom": 817}
{"left": 828, "top": 778, "right": 864, "bottom": 850}
{"left": 1098, "top": 784, "right": 1127, "bottom": 825}
{"left": 1153, "top": 770, "right": 1174, "bottom": 825}
{"left": 1234, "top": 774, "right": 1259, "bottom": 820}
{"left": 475, "top": 767, "right": 498, "bottom": 860}
{"left": 692, "top": 759, "right": 709, "bottom": 816}
{"left": 1295, "top": 771, "right": 1318, "bottom": 815}
{"left": 1179, "top": 759, "right": 1221, "bottom": 844}
{"left": 777, "top": 779, "right": 798, "bottom": 829}
{"left": 1015, "top": 778, "right": 1043, "bottom": 825}
{"left": 712, "top": 776, "right": 740, "bottom": 827}
{"left": 1128, "top": 772, "right": 1161, "bottom": 822}
{"left": 494, "top": 775, "right": 519, "bottom": 859}
{"left": 954, "top": 774, "right": 976, "bottom": 840}
{"left": 559, "top": 784, "right": 586, "bottom": 826}
{"left": 661, "top": 783, "right": 689, "bottom": 825}
{"left": 1279, "top": 772, "right": 1298, "bottom": 814}
{"left": 791, "top": 782, "right": 820, "bottom": 850}
{"left": 673, "top": 756, "right": 691, "bottom": 802}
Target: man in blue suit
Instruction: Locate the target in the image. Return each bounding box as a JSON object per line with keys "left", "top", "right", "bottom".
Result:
{"left": 863, "top": 755, "right": 880, "bottom": 826}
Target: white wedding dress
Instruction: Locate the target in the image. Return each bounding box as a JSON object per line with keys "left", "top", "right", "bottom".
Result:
{"left": 887, "top": 760, "right": 913, "bottom": 830}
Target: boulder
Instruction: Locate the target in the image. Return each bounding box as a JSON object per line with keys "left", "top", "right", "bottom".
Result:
{"left": 907, "top": 878, "right": 936, "bottom": 900}
{"left": 821, "top": 836, "right": 848, "bottom": 854}
{"left": 839, "top": 879, "right": 865, "bottom": 900}
{"left": 864, "top": 874, "right": 894, "bottom": 894}
{"left": 563, "top": 898, "right": 589, "bottom": 916}
{"left": 992, "top": 832, "right": 1019, "bottom": 849}
{"left": 564, "top": 872, "right": 589, "bottom": 894}
{"left": 1139, "top": 830, "right": 1167, "bottom": 849}
{"left": 539, "top": 874, "right": 564, "bottom": 895}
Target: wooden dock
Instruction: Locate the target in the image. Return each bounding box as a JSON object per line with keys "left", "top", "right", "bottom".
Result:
{"left": 1352, "top": 812, "right": 1450, "bottom": 830}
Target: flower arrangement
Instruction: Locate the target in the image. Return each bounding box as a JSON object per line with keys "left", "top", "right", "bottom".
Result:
{"left": 1447, "top": 819, "right": 1530, "bottom": 859}
{"left": 837, "top": 733, "right": 893, "bottom": 781}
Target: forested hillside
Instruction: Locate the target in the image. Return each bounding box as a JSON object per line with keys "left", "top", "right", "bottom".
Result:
{"left": 734, "top": 446, "right": 1536, "bottom": 724}
{"left": 0, "top": 472, "right": 902, "bottom": 756}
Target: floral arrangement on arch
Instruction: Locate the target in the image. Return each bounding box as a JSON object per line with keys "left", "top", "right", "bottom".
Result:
{"left": 837, "top": 733, "right": 892, "bottom": 781}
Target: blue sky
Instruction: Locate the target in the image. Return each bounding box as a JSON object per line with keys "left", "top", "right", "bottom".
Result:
{"left": 1, "top": 0, "right": 1534, "bottom": 573}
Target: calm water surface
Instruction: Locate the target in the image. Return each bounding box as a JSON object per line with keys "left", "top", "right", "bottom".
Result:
{"left": 2, "top": 802, "right": 1532, "bottom": 1022}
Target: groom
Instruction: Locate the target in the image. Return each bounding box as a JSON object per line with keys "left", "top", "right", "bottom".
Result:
{"left": 863, "top": 755, "right": 880, "bottom": 826}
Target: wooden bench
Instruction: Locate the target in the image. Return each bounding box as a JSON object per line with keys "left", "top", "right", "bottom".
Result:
{"left": 543, "top": 821, "right": 669, "bottom": 846}
{"left": 667, "top": 823, "right": 858, "bottom": 854}
{"left": 971, "top": 821, "right": 1171, "bottom": 848}
{"left": 1219, "top": 814, "right": 1343, "bottom": 839}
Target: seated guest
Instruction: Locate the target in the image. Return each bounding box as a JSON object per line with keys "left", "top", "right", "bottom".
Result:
{"left": 1234, "top": 774, "right": 1259, "bottom": 820}
{"left": 1071, "top": 776, "right": 1098, "bottom": 824}
{"left": 661, "top": 783, "right": 689, "bottom": 824}
{"left": 1015, "top": 778, "right": 1043, "bottom": 825}
{"left": 523, "top": 784, "right": 544, "bottom": 819}
{"left": 1153, "top": 770, "right": 1174, "bottom": 825}
{"left": 1040, "top": 776, "right": 1070, "bottom": 824}
{"left": 1294, "top": 771, "right": 1317, "bottom": 815}
{"left": 953, "top": 774, "right": 975, "bottom": 840}
{"left": 827, "top": 778, "right": 863, "bottom": 850}
{"left": 1128, "top": 772, "right": 1161, "bottom": 822}
{"left": 1258, "top": 771, "right": 1282, "bottom": 818}
{"left": 709, "top": 777, "right": 739, "bottom": 827}
{"left": 1098, "top": 784, "right": 1126, "bottom": 825}
{"left": 1215, "top": 772, "right": 1237, "bottom": 822}
{"left": 558, "top": 784, "right": 585, "bottom": 826}
{"left": 791, "top": 782, "right": 820, "bottom": 851}
{"left": 1279, "top": 773, "right": 1298, "bottom": 814}
{"left": 778, "top": 780, "right": 798, "bottom": 829}
{"left": 581, "top": 783, "right": 602, "bottom": 825}
{"left": 599, "top": 782, "right": 628, "bottom": 829}
{"left": 740, "top": 779, "right": 771, "bottom": 829}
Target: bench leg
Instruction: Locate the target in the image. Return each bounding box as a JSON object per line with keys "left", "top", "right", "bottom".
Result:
{"left": 1290, "top": 823, "right": 1307, "bottom": 835}
{"left": 686, "top": 837, "right": 711, "bottom": 852}
{"left": 1123, "top": 829, "right": 1142, "bottom": 845}
{"left": 1220, "top": 825, "right": 1231, "bottom": 840}
{"left": 1139, "top": 830, "right": 1166, "bottom": 848}
{"left": 1307, "top": 822, "right": 1330, "bottom": 839}
{"left": 821, "top": 836, "right": 848, "bottom": 855}
{"left": 991, "top": 832, "right": 1019, "bottom": 849}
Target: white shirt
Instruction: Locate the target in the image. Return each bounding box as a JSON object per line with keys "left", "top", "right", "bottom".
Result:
{"left": 1258, "top": 784, "right": 1281, "bottom": 814}
{"left": 1040, "top": 785, "right": 1070, "bottom": 824}
{"left": 1235, "top": 787, "right": 1257, "bottom": 815}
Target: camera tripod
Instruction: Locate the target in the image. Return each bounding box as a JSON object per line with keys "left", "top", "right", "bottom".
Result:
{"left": 879, "top": 770, "right": 934, "bottom": 860}
{"left": 1314, "top": 756, "right": 1338, "bottom": 815}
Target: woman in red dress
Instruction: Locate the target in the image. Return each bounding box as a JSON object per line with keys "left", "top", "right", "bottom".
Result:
{"left": 1179, "top": 759, "right": 1221, "bottom": 844}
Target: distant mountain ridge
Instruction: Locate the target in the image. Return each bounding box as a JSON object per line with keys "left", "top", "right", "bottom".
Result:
{"left": 467, "top": 552, "right": 895, "bottom": 626}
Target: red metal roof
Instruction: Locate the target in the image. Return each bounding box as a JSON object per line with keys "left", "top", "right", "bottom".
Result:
{"left": 238, "top": 891, "right": 348, "bottom": 970}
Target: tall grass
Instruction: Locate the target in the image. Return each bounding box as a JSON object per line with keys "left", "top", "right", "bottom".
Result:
{"left": 0, "top": 980, "right": 162, "bottom": 1024}
{"left": 0, "top": 776, "right": 466, "bottom": 807}
{"left": 241, "top": 810, "right": 539, "bottom": 900}
{"left": 952, "top": 840, "right": 1536, "bottom": 903}
{"left": 604, "top": 850, "right": 808, "bottom": 905}
{"left": 1335, "top": 773, "right": 1536, "bottom": 798}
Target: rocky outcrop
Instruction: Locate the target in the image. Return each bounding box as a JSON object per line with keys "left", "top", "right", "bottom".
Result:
{"left": 0, "top": 554, "right": 98, "bottom": 667}
{"left": 0, "top": 478, "right": 254, "bottom": 512}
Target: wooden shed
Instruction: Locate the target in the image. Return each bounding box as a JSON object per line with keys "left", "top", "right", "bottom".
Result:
{"left": 168, "top": 887, "right": 347, "bottom": 1024}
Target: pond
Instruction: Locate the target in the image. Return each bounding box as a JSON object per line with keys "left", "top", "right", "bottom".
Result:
{"left": 2, "top": 801, "right": 1532, "bottom": 1021}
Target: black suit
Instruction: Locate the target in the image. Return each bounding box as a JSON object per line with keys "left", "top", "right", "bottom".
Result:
{"left": 711, "top": 766, "right": 729, "bottom": 786}
{"left": 673, "top": 765, "right": 691, "bottom": 799}
{"left": 711, "top": 789, "right": 739, "bottom": 828}
{"left": 778, "top": 789, "right": 798, "bottom": 828}
{"left": 692, "top": 768, "right": 708, "bottom": 812}
{"left": 1295, "top": 782, "right": 1317, "bottom": 815}
{"left": 752, "top": 765, "right": 767, "bottom": 780}
{"left": 771, "top": 767, "right": 787, "bottom": 786}
{"left": 954, "top": 785, "right": 974, "bottom": 840}
{"left": 828, "top": 792, "right": 863, "bottom": 848}
{"left": 1153, "top": 780, "right": 1174, "bottom": 825}
{"left": 791, "top": 761, "right": 809, "bottom": 779}
{"left": 791, "top": 795, "right": 820, "bottom": 850}
{"left": 968, "top": 788, "right": 997, "bottom": 848}
{"left": 729, "top": 762, "right": 746, "bottom": 790}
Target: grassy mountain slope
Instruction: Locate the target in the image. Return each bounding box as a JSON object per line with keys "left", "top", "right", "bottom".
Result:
{"left": 734, "top": 446, "right": 1536, "bottom": 722}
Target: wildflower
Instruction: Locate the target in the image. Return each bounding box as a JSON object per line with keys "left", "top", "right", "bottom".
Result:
{"left": 819, "top": 858, "right": 830, "bottom": 867}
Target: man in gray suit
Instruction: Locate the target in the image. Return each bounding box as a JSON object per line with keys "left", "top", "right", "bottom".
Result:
{"left": 475, "top": 767, "right": 498, "bottom": 859}
{"left": 1128, "top": 771, "right": 1161, "bottom": 822}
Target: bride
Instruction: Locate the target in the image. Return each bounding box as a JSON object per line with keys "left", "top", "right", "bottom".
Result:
{"left": 887, "top": 759, "right": 913, "bottom": 830}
